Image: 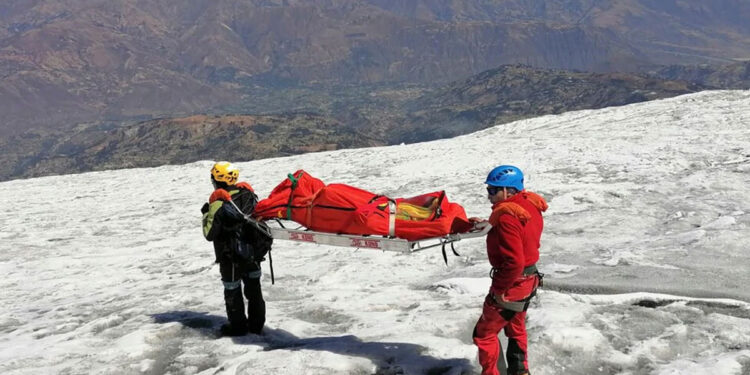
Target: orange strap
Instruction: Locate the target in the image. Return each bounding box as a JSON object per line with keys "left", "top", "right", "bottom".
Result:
{"left": 305, "top": 188, "right": 324, "bottom": 226}
{"left": 209, "top": 189, "right": 232, "bottom": 203}
{"left": 488, "top": 191, "right": 548, "bottom": 225}
{"left": 524, "top": 191, "right": 548, "bottom": 212}
{"left": 489, "top": 202, "right": 531, "bottom": 226}
{"left": 235, "top": 182, "right": 254, "bottom": 192}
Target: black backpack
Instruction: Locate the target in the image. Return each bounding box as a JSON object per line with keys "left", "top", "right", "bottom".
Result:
{"left": 228, "top": 188, "right": 274, "bottom": 263}
{"left": 236, "top": 218, "right": 273, "bottom": 262}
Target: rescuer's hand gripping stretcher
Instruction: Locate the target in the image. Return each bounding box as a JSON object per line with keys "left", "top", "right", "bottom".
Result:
{"left": 253, "top": 170, "right": 491, "bottom": 261}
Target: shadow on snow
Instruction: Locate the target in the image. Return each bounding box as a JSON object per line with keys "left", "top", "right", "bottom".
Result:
{"left": 151, "top": 310, "right": 474, "bottom": 375}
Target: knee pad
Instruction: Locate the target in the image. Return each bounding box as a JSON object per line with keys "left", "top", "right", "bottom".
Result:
{"left": 223, "top": 280, "right": 241, "bottom": 290}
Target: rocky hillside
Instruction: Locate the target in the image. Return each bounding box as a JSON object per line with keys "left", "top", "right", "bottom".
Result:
{"left": 652, "top": 61, "right": 750, "bottom": 90}
{"left": 1, "top": 114, "right": 380, "bottom": 180}
{"left": 1, "top": 65, "right": 705, "bottom": 181}
{"left": 2, "top": 0, "right": 749, "bottom": 136}
{"left": 392, "top": 65, "right": 704, "bottom": 142}
{"left": 367, "top": 0, "right": 750, "bottom": 63}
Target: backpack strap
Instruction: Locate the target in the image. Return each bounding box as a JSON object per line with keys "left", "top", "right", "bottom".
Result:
{"left": 235, "top": 181, "right": 255, "bottom": 192}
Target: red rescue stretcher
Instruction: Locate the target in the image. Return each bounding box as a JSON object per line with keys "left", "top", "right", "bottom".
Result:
{"left": 254, "top": 170, "right": 490, "bottom": 258}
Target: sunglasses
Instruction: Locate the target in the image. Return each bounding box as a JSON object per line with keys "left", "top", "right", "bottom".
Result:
{"left": 486, "top": 186, "right": 504, "bottom": 196}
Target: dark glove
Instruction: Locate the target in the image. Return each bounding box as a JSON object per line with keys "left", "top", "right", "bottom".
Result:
{"left": 468, "top": 217, "right": 487, "bottom": 224}
{"left": 201, "top": 203, "right": 209, "bottom": 214}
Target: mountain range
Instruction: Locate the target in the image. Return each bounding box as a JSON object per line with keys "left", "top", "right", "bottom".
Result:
{"left": 2, "top": 0, "right": 750, "bottom": 136}
{"left": 1, "top": 64, "right": 711, "bottom": 181}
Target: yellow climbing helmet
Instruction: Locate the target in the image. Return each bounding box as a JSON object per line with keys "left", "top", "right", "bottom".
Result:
{"left": 210, "top": 161, "right": 239, "bottom": 185}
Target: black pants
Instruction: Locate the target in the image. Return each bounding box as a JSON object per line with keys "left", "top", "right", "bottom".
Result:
{"left": 219, "top": 260, "right": 265, "bottom": 334}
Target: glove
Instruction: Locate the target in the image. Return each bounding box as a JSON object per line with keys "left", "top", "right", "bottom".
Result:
{"left": 201, "top": 203, "right": 209, "bottom": 214}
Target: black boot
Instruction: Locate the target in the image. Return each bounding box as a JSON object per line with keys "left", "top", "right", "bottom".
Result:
{"left": 244, "top": 277, "right": 266, "bottom": 335}
{"left": 506, "top": 338, "right": 529, "bottom": 375}
{"left": 223, "top": 286, "right": 248, "bottom": 336}
{"left": 219, "top": 323, "right": 248, "bottom": 337}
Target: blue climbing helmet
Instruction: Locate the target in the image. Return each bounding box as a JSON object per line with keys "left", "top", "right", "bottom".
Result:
{"left": 485, "top": 165, "right": 524, "bottom": 191}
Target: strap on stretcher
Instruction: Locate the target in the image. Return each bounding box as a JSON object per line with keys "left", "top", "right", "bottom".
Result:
{"left": 388, "top": 200, "right": 396, "bottom": 237}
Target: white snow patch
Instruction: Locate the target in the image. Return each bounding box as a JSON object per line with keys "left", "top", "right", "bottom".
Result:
{"left": 1, "top": 91, "right": 749, "bottom": 374}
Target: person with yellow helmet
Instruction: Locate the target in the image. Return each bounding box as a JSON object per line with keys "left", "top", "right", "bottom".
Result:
{"left": 201, "top": 161, "right": 269, "bottom": 336}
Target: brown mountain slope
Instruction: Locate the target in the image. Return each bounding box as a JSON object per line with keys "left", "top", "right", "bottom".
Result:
{"left": 9, "top": 0, "right": 749, "bottom": 135}
{"left": 0, "top": 113, "right": 380, "bottom": 180}
{"left": 1, "top": 65, "right": 705, "bottom": 181}
{"left": 390, "top": 65, "right": 704, "bottom": 142}
{"left": 652, "top": 61, "right": 750, "bottom": 90}
{"left": 367, "top": 0, "right": 750, "bottom": 63}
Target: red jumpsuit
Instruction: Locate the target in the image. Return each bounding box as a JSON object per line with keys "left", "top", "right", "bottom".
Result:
{"left": 473, "top": 191, "right": 547, "bottom": 375}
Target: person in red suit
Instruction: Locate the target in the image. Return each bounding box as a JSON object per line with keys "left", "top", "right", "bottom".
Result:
{"left": 472, "top": 165, "right": 548, "bottom": 375}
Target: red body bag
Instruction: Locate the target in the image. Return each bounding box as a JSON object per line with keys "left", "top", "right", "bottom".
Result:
{"left": 254, "top": 170, "right": 473, "bottom": 241}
